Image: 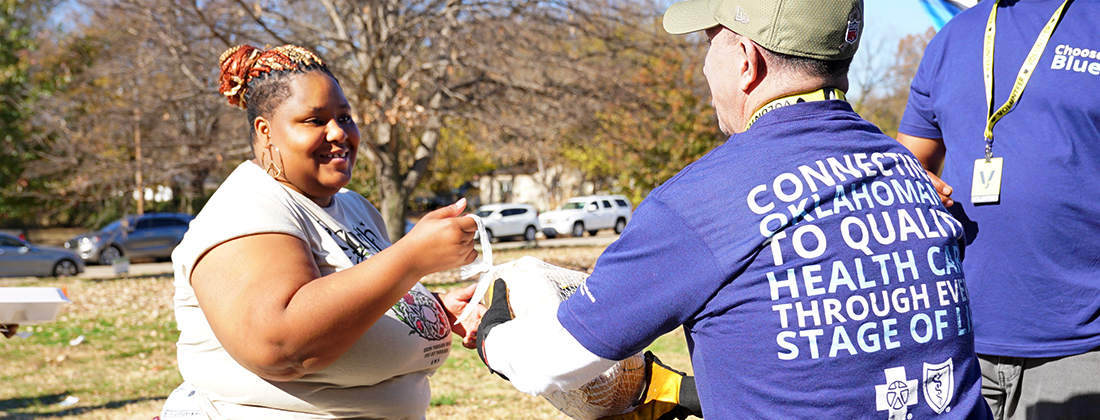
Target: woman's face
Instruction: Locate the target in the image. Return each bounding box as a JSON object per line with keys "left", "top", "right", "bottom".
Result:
{"left": 257, "top": 71, "right": 360, "bottom": 205}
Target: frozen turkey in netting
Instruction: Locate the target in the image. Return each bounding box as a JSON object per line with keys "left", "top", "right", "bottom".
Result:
{"left": 484, "top": 256, "right": 646, "bottom": 420}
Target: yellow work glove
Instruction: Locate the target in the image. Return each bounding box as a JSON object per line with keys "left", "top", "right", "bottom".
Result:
{"left": 598, "top": 351, "right": 703, "bottom": 420}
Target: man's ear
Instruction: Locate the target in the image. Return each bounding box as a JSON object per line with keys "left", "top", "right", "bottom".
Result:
{"left": 737, "top": 37, "right": 764, "bottom": 93}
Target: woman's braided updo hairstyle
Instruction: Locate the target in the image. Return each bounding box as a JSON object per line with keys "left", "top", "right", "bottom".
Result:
{"left": 217, "top": 44, "right": 335, "bottom": 144}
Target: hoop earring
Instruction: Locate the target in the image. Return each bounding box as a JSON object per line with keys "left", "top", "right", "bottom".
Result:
{"left": 264, "top": 143, "right": 284, "bottom": 180}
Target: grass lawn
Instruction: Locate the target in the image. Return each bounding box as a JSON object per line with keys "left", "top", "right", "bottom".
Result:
{"left": 0, "top": 245, "right": 692, "bottom": 419}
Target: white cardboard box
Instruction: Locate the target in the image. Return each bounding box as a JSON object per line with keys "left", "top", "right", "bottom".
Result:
{"left": 0, "top": 287, "right": 72, "bottom": 325}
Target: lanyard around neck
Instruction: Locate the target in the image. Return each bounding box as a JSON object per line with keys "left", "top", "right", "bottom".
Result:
{"left": 982, "top": 0, "right": 1071, "bottom": 159}
{"left": 744, "top": 87, "right": 846, "bottom": 131}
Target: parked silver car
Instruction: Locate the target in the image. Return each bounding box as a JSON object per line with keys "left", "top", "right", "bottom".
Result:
{"left": 65, "top": 213, "right": 193, "bottom": 265}
{"left": 0, "top": 233, "right": 85, "bottom": 277}
{"left": 474, "top": 204, "right": 541, "bottom": 242}
{"left": 539, "top": 195, "right": 633, "bottom": 238}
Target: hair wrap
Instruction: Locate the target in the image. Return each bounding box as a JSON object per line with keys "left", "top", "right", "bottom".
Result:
{"left": 217, "top": 44, "right": 327, "bottom": 109}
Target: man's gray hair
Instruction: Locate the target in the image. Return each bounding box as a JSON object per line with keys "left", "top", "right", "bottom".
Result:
{"left": 720, "top": 28, "right": 852, "bottom": 80}
{"left": 761, "top": 47, "right": 853, "bottom": 80}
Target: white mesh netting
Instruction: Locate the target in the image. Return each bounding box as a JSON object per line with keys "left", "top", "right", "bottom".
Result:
{"left": 487, "top": 256, "right": 646, "bottom": 420}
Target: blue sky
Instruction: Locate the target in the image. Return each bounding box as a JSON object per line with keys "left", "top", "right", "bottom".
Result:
{"left": 51, "top": 0, "right": 942, "bottom": 46}
{"left": 865, "top": 0, "right": 940, "bottom": 38}
{"left": 847, "top": 1, "right": 945, "bottom": 98}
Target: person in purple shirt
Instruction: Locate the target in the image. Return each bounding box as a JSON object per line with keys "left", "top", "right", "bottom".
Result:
{"left": 476, "top": 0, "right": 994, "bottom": 418}
{"left": 898, "top": 1, "right": 1100, "bottom": 419}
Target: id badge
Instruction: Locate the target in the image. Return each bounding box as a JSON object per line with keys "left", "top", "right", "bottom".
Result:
{"left": 971, "top": 157, "right": 1003, "bottom": 204}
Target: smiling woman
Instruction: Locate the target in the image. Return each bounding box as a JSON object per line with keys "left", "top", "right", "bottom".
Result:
{"left": 161, "top": 44, "right": 485, "bottom": 419}
{"left": 219, "top": 45, "right": 359, "bottom": 205}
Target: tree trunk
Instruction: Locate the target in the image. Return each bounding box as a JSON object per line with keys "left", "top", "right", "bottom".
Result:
{"left": 371, "top": 122, "right": 407, "bottom": 242}
{"left": 377, "top": 171, "right": 406, "bottom": 244}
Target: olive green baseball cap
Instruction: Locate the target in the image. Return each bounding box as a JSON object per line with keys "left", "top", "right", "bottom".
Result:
{"left": 663, "top": 0, "right": 863, "bottom": 61}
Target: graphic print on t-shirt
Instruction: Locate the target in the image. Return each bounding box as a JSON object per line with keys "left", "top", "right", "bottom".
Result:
{"left": 873, "top": 359, "right": 956, "bottom": 419}
{"left": 746, "top": 150, "right": 973, "bottom": 418}
{"left": 750, "top": 152, "right": 969, "bottom": 362}
{"left": 875, "top": 366, "right": 917, "bottom": 418}
{"left": 392, "top": 289, "right": 450, "bottom": 342}
{"left": 1050, "top": 43, "right": 1100, "bottom": 75}
{"left": 322, "top": 220, "right": 384, "bottom": 264}
{"left": 923, "top": 358, "right": 954, "bottom": 414}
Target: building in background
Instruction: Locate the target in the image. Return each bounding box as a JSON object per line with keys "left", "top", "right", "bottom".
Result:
{"left": 477, "top": 163, "right": 613, "bottom": 212}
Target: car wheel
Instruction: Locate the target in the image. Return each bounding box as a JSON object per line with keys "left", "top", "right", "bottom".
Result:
{"left": 99, "top": 246, "right": 122, "bottom": 266}
{"left": 53, "top": 260, "right": 78, "bottom": 277}
{"left": 545, "top": 231, "right": 557, "bottom": 239}
{"left": 571, "top": 222, "right": 585, "bottom": 238}
{"left": 524, "top": 226, "right": 537, "bottom": 242}
{"left": 484, "top": 229, "right": 494, "bottom": 243}
{"left": 614, "top": 218, "right": 626, "bottom": 234}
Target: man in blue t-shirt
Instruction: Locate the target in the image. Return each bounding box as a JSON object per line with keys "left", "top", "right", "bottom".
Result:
{"left": 476, "top": 0, "right": 992, "bottom": 418}
{"left": 897, "top": 1, "right": 1100, "bottom": 420}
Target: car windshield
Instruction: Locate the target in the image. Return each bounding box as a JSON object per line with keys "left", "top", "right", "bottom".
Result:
{"left": 561, "top": 202, "right": 585, "bottom": 210}
{"left": 100, "top": 220, "right": 125, "bottom": 232}
{"left": 475, "top": 210, "right": 494, "bottom": 218}
{"left": 99, "top": 216, "right": 138, "bottom": 232}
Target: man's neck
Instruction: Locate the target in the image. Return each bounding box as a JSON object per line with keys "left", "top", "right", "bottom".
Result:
{"left": 738, "top": 74, "right": 848, "bottom": 131}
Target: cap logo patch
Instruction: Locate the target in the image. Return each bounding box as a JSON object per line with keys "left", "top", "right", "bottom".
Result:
{"left": 734, "top": 6, "right": 750, "bottom": 24}
{"left": 840, "top": 5, "right": 861, "bottom": 52}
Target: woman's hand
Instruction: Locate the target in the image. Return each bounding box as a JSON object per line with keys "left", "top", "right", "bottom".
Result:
{"left": 925, "top": 170, "right": 954, "bottom": 207}
{"left": 398, "top": 198, "right": 479, "bottom": 277}
{"left": 436, "top": 283, "right": 487, "bottom": 349}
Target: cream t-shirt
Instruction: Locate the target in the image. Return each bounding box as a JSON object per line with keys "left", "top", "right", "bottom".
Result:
{"left": 171, "top": 161, "right": 452, "bottom": 419}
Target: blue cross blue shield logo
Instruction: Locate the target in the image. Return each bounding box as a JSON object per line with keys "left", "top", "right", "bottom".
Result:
{"left": 923, "top": 359, "right": 955, "bottom": 414}
{"left": 876, "top": 367, "right": 918, "bottom": 419}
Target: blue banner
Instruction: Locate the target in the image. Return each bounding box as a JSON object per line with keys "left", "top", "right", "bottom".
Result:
{"left": 918, "top": 0, "right": 974, "bottom": 31}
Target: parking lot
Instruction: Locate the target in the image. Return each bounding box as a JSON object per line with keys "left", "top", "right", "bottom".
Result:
{"left": 0, "top": 226, "right": 622, "bottom": 283}
{"left": 74, "top": 231, "right": 620, "bottom": 279}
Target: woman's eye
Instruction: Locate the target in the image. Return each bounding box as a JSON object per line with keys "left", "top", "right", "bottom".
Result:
{"left": 338, "top": 115, "right": 353, "bottom": 124}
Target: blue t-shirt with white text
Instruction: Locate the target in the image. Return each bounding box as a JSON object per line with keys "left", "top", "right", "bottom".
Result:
{"left": 561, "top": 101, "right": 991, "bottom": 419}
{"left": 899, "top": 0, "right": 1100, "bottom": 358}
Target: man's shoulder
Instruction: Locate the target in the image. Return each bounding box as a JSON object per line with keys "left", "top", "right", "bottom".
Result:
{"left": 646, "top": 141, "right": 741, "bottom": 203}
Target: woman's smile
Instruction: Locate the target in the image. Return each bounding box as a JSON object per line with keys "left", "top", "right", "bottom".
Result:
{"left": 319, "top": 151, "right": 349, "bottom": 159}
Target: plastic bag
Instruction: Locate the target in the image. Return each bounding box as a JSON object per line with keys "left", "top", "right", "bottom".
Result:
{"left": 459, "top": 215, "right": 645, "bottom": 419}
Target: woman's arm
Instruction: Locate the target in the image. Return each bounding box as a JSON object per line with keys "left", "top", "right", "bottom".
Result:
{"left": 191, "top": 201, "right": 478, "bottom": 381}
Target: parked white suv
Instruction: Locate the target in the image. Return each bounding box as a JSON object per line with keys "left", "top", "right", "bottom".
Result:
{"left": 474, "top": 204, "right": 541, "bottom": 242}
{"left": 538, "top": 195, "right": 633, "bottom": 238}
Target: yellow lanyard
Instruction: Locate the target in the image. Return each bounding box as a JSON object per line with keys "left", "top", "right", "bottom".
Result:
{"left": 982, "top": 0, "right": 1071, "bottom": 159}
{"left": 744, "top": 87, "right": 846, "bottom": 131}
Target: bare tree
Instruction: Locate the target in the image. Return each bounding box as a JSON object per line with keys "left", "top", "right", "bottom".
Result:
{"left": 10, "top": 0, "right": 702, "bottom": 231}
{"left": 13, "top": 0, "right": 246, "bottom": 226}
{"left": 182, "top": 0, "right": 646, "bottom": 239}
{"left": 850, "top": 28, "right": 935, "bottom": 137}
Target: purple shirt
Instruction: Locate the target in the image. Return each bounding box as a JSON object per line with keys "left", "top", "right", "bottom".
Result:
{"left": 900, "top": 0, "right": 1100, "bottom": 358}
{"left": 562, "top": 101, "right": 991, "bottom": 419}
